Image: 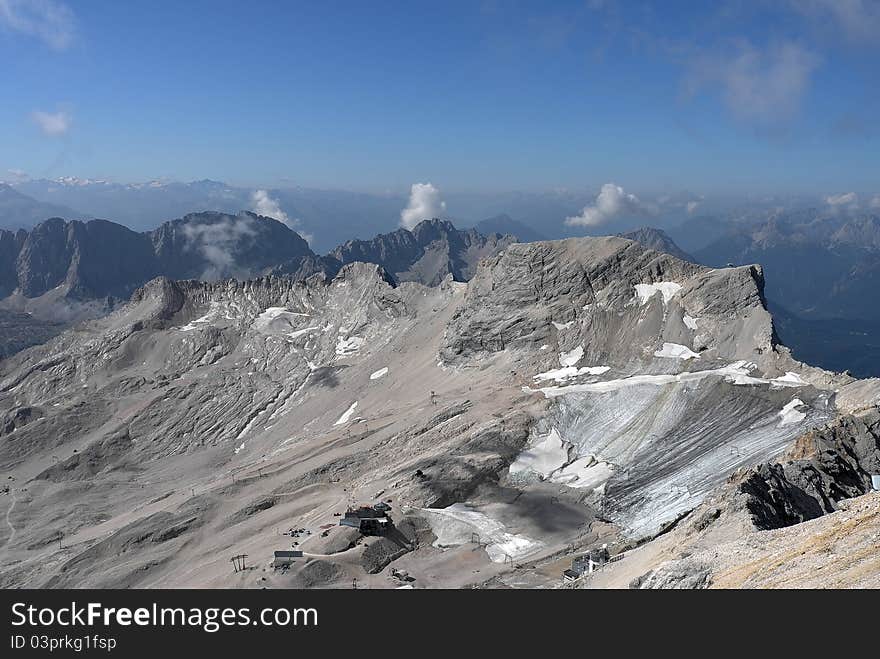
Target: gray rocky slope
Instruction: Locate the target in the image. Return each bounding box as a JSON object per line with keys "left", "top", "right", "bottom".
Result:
{"left": 0, "top": 216, "right": 512, "bottom": 358}
{"left": 0, "top": 236, "right": 877, "bottom": 588}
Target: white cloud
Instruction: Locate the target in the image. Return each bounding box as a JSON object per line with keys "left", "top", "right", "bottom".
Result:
{"left": 182, "top": 215, "right": 257, "bottom": 280}
{"left": 793, "top": 0, "right": 880, "bottom": 44}
{"left": 251, "top": 189, "right": 313, "bottom": 244}
{"left": 400, "top": 182, "right": 446, "bottom": 229}
{"left": 686, "top": 200, "right": 700, "bottom": 215}
{"left": 825, "top": 191, "right": 860, "bottom": 212}
{"left": 0, "top": 0, "right": 76, "bottom": 50}
{"left": 251, "top": 189, "right": 290, "bottom": 225}
{"left": 870, "top": 195, "right": 880, "bottom": 209}
{"left": 565, "top": 183, "right": 647, "bottom": 227}
{"left": 686, "top": 41, "right": 819, "bottom": 125}
{"left": 30, "top": 109, "right": 71, "bottom": 136}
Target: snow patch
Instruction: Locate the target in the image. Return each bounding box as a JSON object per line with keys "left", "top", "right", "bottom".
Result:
{"left": 533, "top": 366, "right": 610, "bottom": 383}
{"left": 510, "top": 428, "right": 615, "bottom": 492}
{"left": 334, "top": 402, "right": 358, "bottom": 426}
{"left": 683, "top": 315, "right": 699, "bottom": 330}
{"left": 654, "top": 342, "right": 700, "bottom": 360}
{"left": 526, "top": 361, "right": 755, "bottom": 397}
{"left": 634, "top": 282, "right": 682, "bottom": 305}
{"left": 253, "top": 306, "right": 290, "bottom": 326}
{"left": 370, "top": 367, "right": 389, "bottom": 380}
{"left": 509, "top": 428, "right": 570, "bottom": 479}
{"left": 419, "top": 504, "right": 543, "bottom": 563}
{"left": 552, "top": 321, "right": 574, "bottom": 330}
{"left": 728, "top": 369, "right": 809, "bottom": 389}
{"left": 778, "top": 398, "right": 806, "bottom": 427}
{"left": 775, "top": 372, "right": 807, "bottom": 386}
{"left": 179, "top": 302, "right": 222, "bottom": 331}
{"left": 550, "top": 455, "right": 615, "bottom": 490}
{"left": 559, "top": 346, "right": 584, "bottom": 367}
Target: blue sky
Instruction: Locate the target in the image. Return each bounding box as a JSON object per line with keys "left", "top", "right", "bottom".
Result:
{"left": 2, "top": 0, "right": 879, "bottom": 197}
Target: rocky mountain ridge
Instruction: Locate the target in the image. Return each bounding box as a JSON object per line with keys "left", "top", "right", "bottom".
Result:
{"left": 1, "top": 234, "right": 875, "bottom": 588}
{"left": 330, "top": 218, "right": 517, "bottom": 285}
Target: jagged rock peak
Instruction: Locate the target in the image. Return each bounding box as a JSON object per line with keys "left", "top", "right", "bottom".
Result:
{"left": 328, "top": 218, "right": 515, "bottom": 286}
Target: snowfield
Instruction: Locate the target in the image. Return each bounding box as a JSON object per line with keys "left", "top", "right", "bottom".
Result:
{"left": 550, "top": 455, "right": 615, "bottom": 490}
{"left": 419, "top": 504, "right": 543, "bottom": 563}
{"left": 559, "top": 346, "right": 584, "bottom": 367}
{"left": 779, "top": 398, "right": 807, "bottom": 426}
{"left": 634, "top": 281, "right": 682, "bottom": 305}
{"left": 179, "top": 301, "right": 225, "bottom": 331}
{"left": 654, "top": 342, "right": 700, "bottom": 360}
{"left": 334, "top": 401, "right": 358, "bottom": 425}
{"left": 509, "top": 428, "right": 570, "bottom": 479}
{"left": 525, "top": 361, "right": 813, "bottom": 398}
{"left": 509, "top": 427, "right": 616, "bottom": 492}
{"left": 533, "top": 366, "right": 610, "bottom": 383}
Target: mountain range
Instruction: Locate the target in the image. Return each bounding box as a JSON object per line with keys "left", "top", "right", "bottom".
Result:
{"left": 2, "top": 177, "right": 691, "bottom": 251}
{"left": 2, "top": 181, "right": 880, "bottom": 378}
{"left": 0, "top": 212, "right": 315, "bottom": 301}
{"left": 1, "top": 231, "right": 876, "bottom": 588}
{"left": 0, "top": 214, "right": 519, "bottom": 355}
{"left": 0, "top": 184, "right": 86, "bottom": 231}
{"left": 693, "top": 213, "right": 880, "bottom": 321}
{"left": 686, "top": 212, "right": 880, "bottom": 377}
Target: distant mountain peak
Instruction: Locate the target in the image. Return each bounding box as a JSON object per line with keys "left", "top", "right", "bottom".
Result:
{"left": 1, "top": 211, "right": 322, "bottom": 304}
{"left": 475, "top": 214, "right": 547, "bottom": 243}
{"left": 619, "top": 226, "right": 693, "bottom": 262}
{"left": 329, "top": 218, "right": 515, "bottom": 286}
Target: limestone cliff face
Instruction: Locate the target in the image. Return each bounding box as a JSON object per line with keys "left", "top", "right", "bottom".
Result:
{"left": 441, "top": 236, "right": 774, "bottom": 369}
{"left": 1, "top": 212, "right": 318, "bottom": 301}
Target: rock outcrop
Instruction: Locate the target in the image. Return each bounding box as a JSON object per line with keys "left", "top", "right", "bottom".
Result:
{"left": 738, "top": 409, "right": 880, "bottom": 529}
{"left": 330, "top": 218, "right": 516, "bottom": 286}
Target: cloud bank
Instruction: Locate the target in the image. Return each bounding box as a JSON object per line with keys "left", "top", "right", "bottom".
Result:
{"left": 566, "top": 183, "right": 647, "bottom": 227}
{"left": 401, "top": 182, "right": 446, "bottom": 229}
{"left": 0, "top": 0, "right": 76, "bottom": 50}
